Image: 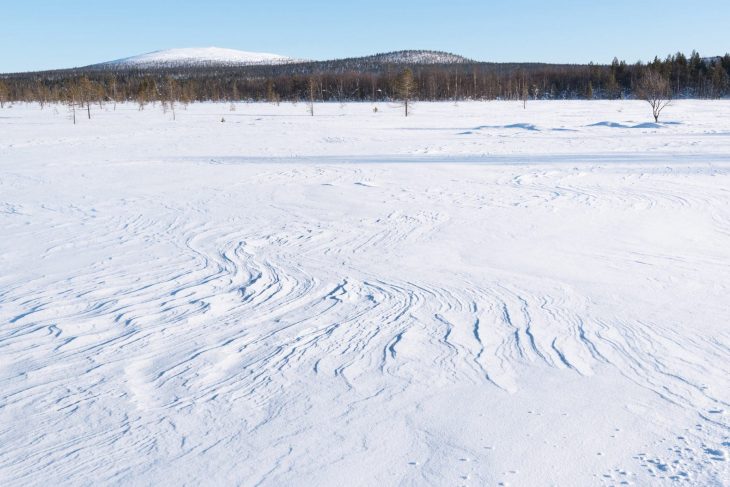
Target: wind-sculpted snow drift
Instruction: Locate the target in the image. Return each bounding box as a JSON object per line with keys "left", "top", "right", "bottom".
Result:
{"left": 0, "top": 101, "right": 728, "bottom": 486}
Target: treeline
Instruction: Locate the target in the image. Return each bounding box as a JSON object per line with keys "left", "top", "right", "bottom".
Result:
{"left": 1, "top": 51, "right": 728, "bottom": 108}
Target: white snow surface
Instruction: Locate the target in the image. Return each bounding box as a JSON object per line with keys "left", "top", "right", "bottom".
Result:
{"left": 1, "top": 100, "right": 729, "bottom": 486}
{"left": 98, "top": 47, "right": 295, "bottom": 68}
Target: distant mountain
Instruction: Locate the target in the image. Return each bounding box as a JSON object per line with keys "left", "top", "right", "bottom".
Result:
{"left": 353, "top": 50, "right": 473, "bottom": 64}
{"left": 89, "top": 47, "right": 297, "bottom": 69}
{"left": 83, "top": 48, "right": 470, "bottom": 72}
{"left": 265, "top": 50, "right": 476, "bottom": 77}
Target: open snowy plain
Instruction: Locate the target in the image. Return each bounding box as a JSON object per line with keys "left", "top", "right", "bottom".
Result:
{"left": 1, "top": 100, "right": 729, "bottom": 486}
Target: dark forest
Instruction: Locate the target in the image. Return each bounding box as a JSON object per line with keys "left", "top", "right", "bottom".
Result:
{"left": 1, "top": 51, "right": 728, "bottom": 107}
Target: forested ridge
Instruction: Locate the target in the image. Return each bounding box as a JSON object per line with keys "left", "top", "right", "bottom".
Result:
{"left": 0, "top": 50, "right": 728, "bottom": 107}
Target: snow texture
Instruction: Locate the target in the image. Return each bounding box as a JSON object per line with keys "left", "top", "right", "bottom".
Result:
{"left": 0, "top": 100, "right": 729, "bottom": 486}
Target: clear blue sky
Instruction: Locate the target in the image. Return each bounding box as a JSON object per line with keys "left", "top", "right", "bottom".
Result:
{"left": 2, "top": 0, "right": 729, "bottom": 72}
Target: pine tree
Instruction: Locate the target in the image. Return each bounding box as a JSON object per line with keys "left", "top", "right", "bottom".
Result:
{"left": 0, "top": 79, "right": 9, "bottom": 108}
{"left": 711, "top": 62, "right": 729, "bottom": 97}
{"left": 396, "top": 68, "right": 415, "bottom": 117}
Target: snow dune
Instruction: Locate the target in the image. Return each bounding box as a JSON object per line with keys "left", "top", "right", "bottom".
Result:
{"left": 0, "top": 101, "right": 728, "bottom": 486}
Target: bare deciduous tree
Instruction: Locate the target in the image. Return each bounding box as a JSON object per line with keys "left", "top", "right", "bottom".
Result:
{"left": 136, "top": 77, "right": 156, "bottom": 110}
{"left": 165, "top": 76, "right": 179, "bottom": 120}
{"left": 66, "top": 83, "right": 82, "bottom": 125}
{"left": 109, "top": 75, "right": 118, "bottom": 110}
{"left": 397, "top": 68, "right": 415, "bottom": 117}
{"left": 307, "top": 77, "right": 317, "bottom": 116}
{"left": 230, "top": 80, "right": 238, "bottom": 111}
{"left": 266, "top": 80, "right": 280, "bottom": 105}
{"left": 78, "top": 76, "right": 95, "bottom": 119}
{"left": 636, "top": 70, "right": 672, "bottom": 122}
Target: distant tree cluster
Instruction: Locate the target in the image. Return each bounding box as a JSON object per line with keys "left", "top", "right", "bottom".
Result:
{"left": 0, "top": 51, "right": 727, "bottom": 116}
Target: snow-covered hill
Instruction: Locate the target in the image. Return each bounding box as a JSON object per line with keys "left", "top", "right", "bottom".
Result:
{"left": 87, "top": 48, "right": 471, "bottom": 70}
{"left": 361, "top": 50, "right": 472, "bottom": 64}
{"left": 93, "top": 47, "right": 296, "bottom": 68}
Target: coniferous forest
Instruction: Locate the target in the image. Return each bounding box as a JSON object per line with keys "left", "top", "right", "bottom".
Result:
{"left": 0, "top": 50, "right": 728, "bottom": 108}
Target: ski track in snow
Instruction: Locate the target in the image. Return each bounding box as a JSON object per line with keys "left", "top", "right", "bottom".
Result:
{"left": 0, "top": 101, "right": 729, "bottom": 486}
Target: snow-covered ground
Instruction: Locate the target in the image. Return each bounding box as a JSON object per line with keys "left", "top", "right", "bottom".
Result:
{"left": 1, "top": 100, "right": 729, "bottom": 486}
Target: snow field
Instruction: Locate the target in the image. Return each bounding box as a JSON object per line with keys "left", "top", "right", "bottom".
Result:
{"left": 0, "top": 100, "right": 728, "bottom": 486}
